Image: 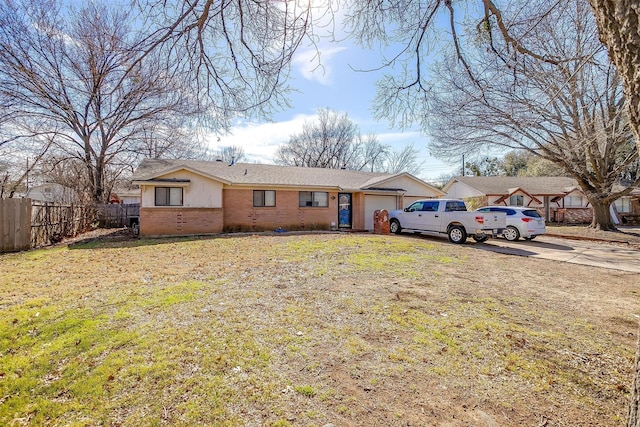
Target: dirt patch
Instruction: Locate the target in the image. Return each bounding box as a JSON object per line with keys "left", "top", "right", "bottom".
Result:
{"left": 0, "top": 231, "right": 638, "bottom": 426}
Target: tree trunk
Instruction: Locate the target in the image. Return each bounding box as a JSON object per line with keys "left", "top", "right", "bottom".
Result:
{"left": 589, "top": 1, "right": 640, "bottom": 157}
{"left": 630, "top": 327, "right": 640, "bottom": 427}
{"left": 587, "top": 196, "right": 617, "bottom": 231}
{"left": 587, "top": 6, "right": 640, "bottom": 420}
{"left": 94, "top": 164, "right": 105, "bottom": 204}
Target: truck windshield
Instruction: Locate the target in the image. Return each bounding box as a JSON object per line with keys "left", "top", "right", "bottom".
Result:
{"left": 445, "top": 201, "right": 467, "bottom": 212}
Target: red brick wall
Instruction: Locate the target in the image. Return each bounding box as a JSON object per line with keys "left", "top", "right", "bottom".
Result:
{"left": 551, "top": 207, "right": 592, "bottom": 224}
{"left": 140, "top": 207, "right": 223, "bottom": 236}
{"left": 223, "top": 189, "right": 341, "bottom": 232}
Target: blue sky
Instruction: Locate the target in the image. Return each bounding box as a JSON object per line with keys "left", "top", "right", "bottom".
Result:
{"left": 207, "top": 7, "right": 459, "bottom": 184}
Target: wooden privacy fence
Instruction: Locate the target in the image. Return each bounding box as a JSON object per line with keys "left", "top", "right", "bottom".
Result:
{"left": 31, "top": 202, "right": 95, "bottom": 248}
{"left": 0, "top": 199, "right": 96, "bottom": 253}
{"left": 0, "top": 198, "right": 31, "bottom": 252}
{"left": 97, "top": 203, "right": 139, "bottom": 228}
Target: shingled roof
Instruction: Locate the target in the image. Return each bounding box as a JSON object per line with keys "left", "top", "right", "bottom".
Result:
{"left": 132, "top": 158, "right": 423, "bottom": 191}
{"left": 445, "top": 176, "right": 580, "bottom": 195}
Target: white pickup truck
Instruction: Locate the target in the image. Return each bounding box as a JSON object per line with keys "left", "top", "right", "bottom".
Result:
{"left": 389, "top": 199, "right": 506, "bottom": 244}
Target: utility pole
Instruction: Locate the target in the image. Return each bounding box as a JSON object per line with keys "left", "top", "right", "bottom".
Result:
{"left": 462, "top": 154, "right": 465, "bottom": 176}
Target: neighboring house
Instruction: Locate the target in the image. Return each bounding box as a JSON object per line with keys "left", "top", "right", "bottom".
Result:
{"left": 131, "top": 159, "right": 444, "bottom": 236}
{"left": 613, "top": 185, "right": 640, "bottom": 224}
{"left": 110, "top": 188, "right": 141, "bottom": 205}
{"left": 443, "top": 176, "right": 593, "bottom": 223}
{"left": 25, "top": 183, "right": 79, "bottom": 204}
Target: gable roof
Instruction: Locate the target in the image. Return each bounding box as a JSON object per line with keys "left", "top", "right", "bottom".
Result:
{"left": 132, "top": 159, "right": 442, "bottom": 193}
{"left": 443, "top": 176, "right": 580, "bottom": 196}
{"left": 494, "top": 187, "right": 542, "bottom": 204}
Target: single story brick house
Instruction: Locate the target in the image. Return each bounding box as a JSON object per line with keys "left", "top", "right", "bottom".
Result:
{"left": 442, "top": 176, "right": 593, "bottom": 223}
{"left": 131, "top": 159, "right": 444, "bottom": 237}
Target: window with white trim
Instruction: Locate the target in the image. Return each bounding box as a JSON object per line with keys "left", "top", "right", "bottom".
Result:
{"left": 253, "top": 190, "right": 276, "bottom": 207}
{"left": 299, "top": 191, "right": 328, "bottom": 207}
{"left": 509, "top": 195, "right": 524, "bottom": 206}
{"left": 615, "top": 197, "right": 632, "bottom": 213}
{"left": 155, "top": 187, "right": 183, "bottom": 206}
{"left": 565, "top": 195, "right": 584, "bottom": 207}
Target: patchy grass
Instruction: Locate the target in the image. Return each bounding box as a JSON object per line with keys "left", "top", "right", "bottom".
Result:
{"left": 0, "top": 232, "right": 637, "bottom": 426}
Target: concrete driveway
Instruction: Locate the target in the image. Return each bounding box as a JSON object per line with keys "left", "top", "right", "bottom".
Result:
{"left": 479, "top": 235, "right": 640, "bottom": 272}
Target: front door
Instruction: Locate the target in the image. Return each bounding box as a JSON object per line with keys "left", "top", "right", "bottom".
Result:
{"left": 338, "top": 193, "right": 352, "bottom": 229}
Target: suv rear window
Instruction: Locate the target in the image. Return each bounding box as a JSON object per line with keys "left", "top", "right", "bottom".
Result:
{"left": 480, "top": 207, "right": 516, "bottom": 215}
{"left": 523, "top": 210, "right": 542, "bottom": 218}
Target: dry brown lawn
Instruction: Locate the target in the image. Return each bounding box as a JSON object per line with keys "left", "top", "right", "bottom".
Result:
{"left": 547, "top": 225, "right": 640, "bottom": 247}
{"left": 0, "top": 229, "right": 638, "bottom": 426}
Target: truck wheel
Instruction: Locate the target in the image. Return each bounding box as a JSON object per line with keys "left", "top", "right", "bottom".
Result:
{"left": 448, "top": 225, "right": 467, "bottom": 244}
{"left": 390, "top": 219, "right": 402, "bottom": 234}
{"left": 472, "top": 234, "right": 488, "bottom": 243}
{"left": 504, "top": 226, "right": 520, "bottom": 241}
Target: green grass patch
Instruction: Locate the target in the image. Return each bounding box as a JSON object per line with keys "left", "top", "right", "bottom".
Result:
{"left": 275, "top": 235, "right": 460, "bottom": 280}
{"left": 294, "top": 384, "right": 317, "bottom": 397}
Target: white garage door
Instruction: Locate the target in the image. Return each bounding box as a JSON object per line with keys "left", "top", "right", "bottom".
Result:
{"left": 364, "top": 195, "right": 398, "bottom": 231}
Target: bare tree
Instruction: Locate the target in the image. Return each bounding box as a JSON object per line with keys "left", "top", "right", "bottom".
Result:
{"left": 0, "top": 136, "right": 52, "bottom": 198}
{"left": 275, "top": 108, "right": 361, "bottom": 169}
{"left": 589, "top": 1, "right": 640, "bottom": 157}
{"left": 212, "top": 145, "right": 247, "bottom": 164}
{"left": 346, "top": 0, "right": 635, "bottom": 230}
{"left": 427, "top": 0, "right": 636, "bottom": 230}
{"left": 134, "top": 0, "right": 317, "bottom": 126}
{"left": 385, "top": 144, "right": 424, "bottom": 175}
{"left": 344, "top": 1, "right": 565, "bottom": 129}
{"left": 348, "top": 134, "right": 389, "bottom": 172}
{"left": 0, "top": 1, "right": 204, "bottom": 203}
{"left": 36, "top": 157, "right": 95, "bottom": 204}
{"left": 275, "top": 108, "right": 424, "bottom": 174}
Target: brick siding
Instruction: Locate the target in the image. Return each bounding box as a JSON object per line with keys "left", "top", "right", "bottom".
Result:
{"left": 140, "top": 189, "right": 367, "bottom": 236}
{"left": 551, "top": 207, "right": 592, "bottom": 224}
{"left": 140, "top": 207, "right": 223, "bottom": 236}
{"left": 223, "top": 189, "right": 342, "bottom": 232}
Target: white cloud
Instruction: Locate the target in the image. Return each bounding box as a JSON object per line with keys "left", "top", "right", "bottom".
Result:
{"left": 207, "top": 114, "right": 316, "bottom": 163}
{"left": 293, "top": 46, "right": 347, "bottom": 85}
{"left": 208, "top": 115, "right": 456, "bottom": 180}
